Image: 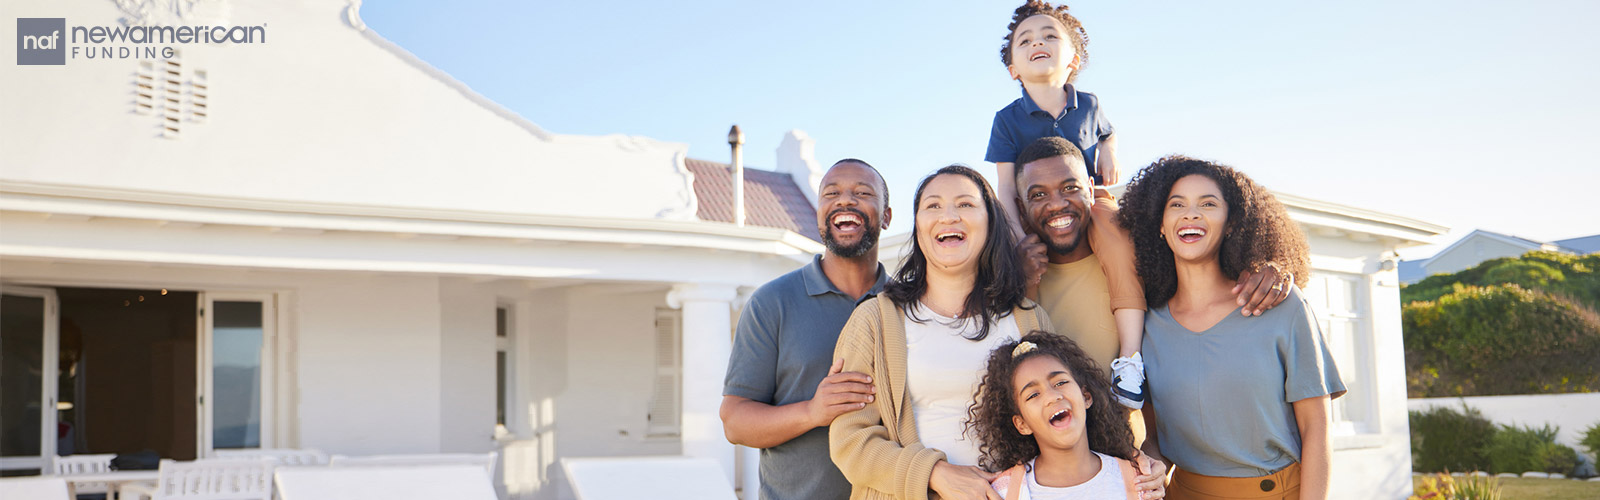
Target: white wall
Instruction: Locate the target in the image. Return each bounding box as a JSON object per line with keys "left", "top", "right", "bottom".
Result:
{"left": 0, "top": 0, "right": 697, "bottom": 221}
{"left": 295, "top": 274, "right": 445, "bottom": 455}
{"left": 1424, "top": 237, "right": 1528, "bottom": 277}
{"left": 1409, "top": 393, "right": 1600, "bottom": 452}
{"left": 438, "top": 279, "right": 498, "bottom": 453}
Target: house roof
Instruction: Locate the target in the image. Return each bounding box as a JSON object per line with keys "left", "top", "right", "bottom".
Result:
{"left": 685, "top": 159, "right": 821, "bottom": 242}
{"left": 1554, "top": 234, "right": 1600, "bottom": 254}
{"left": 1420, "top": 229, "right": 1582, "bottom": 264}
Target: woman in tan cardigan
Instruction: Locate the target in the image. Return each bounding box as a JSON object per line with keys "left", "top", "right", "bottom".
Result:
{"left": 830, "top": 165, "right": 1048, "bottom": 500}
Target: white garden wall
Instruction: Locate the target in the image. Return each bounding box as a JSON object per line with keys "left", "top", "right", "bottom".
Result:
{"left": 1409, "top": 393, "right": 1600, "bottom": 452}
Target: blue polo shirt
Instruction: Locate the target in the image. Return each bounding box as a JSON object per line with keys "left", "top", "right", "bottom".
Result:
{"left": 985, "top": 84, "right": 1115, "bottom": 184}
{"left": 724, "top": 254, "right": 888, "bottom": 500}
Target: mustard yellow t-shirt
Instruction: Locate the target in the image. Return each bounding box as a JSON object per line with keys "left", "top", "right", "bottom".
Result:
{"left": 1038, "top": 254, "right": 1120, "bottom": 375}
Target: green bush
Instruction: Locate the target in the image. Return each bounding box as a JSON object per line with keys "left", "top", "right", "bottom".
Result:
{"left": 1539, "top": 443, "right": 1579, "bottom": 475}
{"left": 1583, "top": 422, "right": 1600, "bottom": 460}
{"left": 1485, "top": 424, "right": 1549, "bottom": 474}
{"left": 1411, "top": 404, "right": 1496, "bottom": 473}
{"left": 1482, "top": 423, "right": 1577, "bottom": 475}
{"left": 1404, "top": 283, "right": 1600, "bottom": 397}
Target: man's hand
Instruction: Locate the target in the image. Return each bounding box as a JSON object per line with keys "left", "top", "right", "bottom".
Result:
{"left": 1233, "top": 262, "right": 1293, "bottom": 317}
{"left": 929, "top": 461, "right": 1001, "bottom": 500}
{"left": 1132, "top": 452, "right": 1168, "bottom": 499}
{"left": 1019, "top": 234, "right": 1048, "bottom": 286}
{"left": 806, "top": 358, "right": 875, "bottom": 427}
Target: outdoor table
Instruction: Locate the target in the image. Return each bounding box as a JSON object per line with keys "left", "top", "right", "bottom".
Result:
{"left": 54, "top": 470, "right": 160, "bottom": 500}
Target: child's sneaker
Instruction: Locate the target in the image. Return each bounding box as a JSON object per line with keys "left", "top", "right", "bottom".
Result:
{"left": 1110, "top": 353, "right": 1145, "bottom": 409}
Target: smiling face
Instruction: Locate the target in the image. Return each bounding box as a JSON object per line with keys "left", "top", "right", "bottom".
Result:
{"left": 1018, "top": 155, "right": 1093, "bottom": 262}
{"left": 817, "top": 161, "right": 890, "bottom": 259}
{"left": 1007, "top": 14, "right": 1079, "bottom": 83}
{"left": 1010, "top": 355, "right": 1091, "bottom": 452}
{"left": 914, "top": 173, "right": 989, "bottom": 275}
{"left": 1161, "top": 174, "right": 1231, "bottom": 264}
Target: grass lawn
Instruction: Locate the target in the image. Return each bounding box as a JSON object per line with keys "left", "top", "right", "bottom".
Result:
{"left": 1412, "top": 475, "right": 1600, "bottom": 500}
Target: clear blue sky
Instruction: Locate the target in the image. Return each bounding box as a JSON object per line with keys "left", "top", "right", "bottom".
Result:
{"left": 362, "top": 1, "right": 1598, "bottom": 256}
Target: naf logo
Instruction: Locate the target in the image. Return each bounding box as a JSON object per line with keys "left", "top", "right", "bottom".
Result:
{"left": 17, "top": 18, "right": 66, "bottom": 65}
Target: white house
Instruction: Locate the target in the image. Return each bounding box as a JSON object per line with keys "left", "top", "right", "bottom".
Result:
{"left": 1399, "top": 229, "right": 1588, "bottom": 284}
{"left": 2, "top": 1, "right": 1445, "bottom": 499}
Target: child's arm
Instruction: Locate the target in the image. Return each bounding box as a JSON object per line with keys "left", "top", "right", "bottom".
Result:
{"left": 1095, "top": 133, "right": 1120, "bottom": 186}
{"left": 995, "top": 162, "right": 1026, "bottom": 239}
{"left": 1087, "top": 188, "right": 1145, "bottom": 358}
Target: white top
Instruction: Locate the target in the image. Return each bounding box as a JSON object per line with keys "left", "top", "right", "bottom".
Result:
{"left": 993, "top": 452, "right": 1127, "bottom": 500}
{"left": 904, "top": 302, "right": 1021, "bottom": 466}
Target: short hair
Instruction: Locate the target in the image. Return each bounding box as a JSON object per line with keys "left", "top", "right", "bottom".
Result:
{"left": 831, "top": 158, "right": 890, "bottom": 208}
{"left": 1012, "top": 137, "right": 1087, "bottom": 187}
{"left": 1117, "top": 155, "right": 1311, "bottom": 308}
{"left": 1000, "top": 1, "right": 1091, "bottom": 84}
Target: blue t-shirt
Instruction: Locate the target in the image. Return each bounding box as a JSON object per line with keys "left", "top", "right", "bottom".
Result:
{"left": 1143, "top": 287, "right": 1347, "bottom": 477}
{"left": 985, "top": 84, "right": 1115, "bottom": 184}
{"left": 723, "top": 255, "right": 888, "bottom": 500}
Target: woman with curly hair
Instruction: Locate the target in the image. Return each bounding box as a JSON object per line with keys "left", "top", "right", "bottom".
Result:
{"left": 829, "top": 165, "right": 1051, "bottom": 500}
{"left": 966, "top": 331, "right": 1165, "bottom": 499}
{"left": 1117, "top": 156, "right": 1345, "bottom": 500}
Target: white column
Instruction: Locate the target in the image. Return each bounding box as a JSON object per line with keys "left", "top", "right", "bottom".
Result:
{"left": 668, "top": 283, "right": 739, "bottom": 486}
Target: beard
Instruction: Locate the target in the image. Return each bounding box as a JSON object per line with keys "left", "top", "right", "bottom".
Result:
{"left": 1030, "top": 209, "right": 1087, "bottom": 256}
{"left": 1040, "top": 231, "right": 1085, "bottom": 256}
{"left": 822, "top": 208, "right": 880, "bottom": 259}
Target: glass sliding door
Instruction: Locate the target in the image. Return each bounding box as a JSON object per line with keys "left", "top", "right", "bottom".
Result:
{"left": 0, "top": 287, "right": 57, "bottom": 475}
{"left": 199, "top": 293, "right": 275, "bottom": 454}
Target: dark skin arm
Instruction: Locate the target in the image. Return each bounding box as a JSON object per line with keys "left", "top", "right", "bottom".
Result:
{"left": 1234, "top": 262, "right": 1295, "bottom": 316}
{"left": 720, "top": 358, "right": 875, "bottom": 448}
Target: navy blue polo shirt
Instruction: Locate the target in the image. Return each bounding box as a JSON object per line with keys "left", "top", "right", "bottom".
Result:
{"left": 985, "top": 84, "right": 1115, "bottom": 184}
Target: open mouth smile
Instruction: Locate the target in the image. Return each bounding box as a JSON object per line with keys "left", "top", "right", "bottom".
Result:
{"left": 1047, "top": 406, "right": 1072, "bottom": 429}
{"left": 934, "top": 230, "right": 966, "bottom": 246}
{"left": 830, "top": 210, "right": 865, "bottom": 233}
{"left": 1176, "top": 225, "right": 1207, "bottom": 243}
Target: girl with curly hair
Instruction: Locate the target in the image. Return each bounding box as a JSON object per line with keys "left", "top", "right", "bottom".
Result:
{"left": 1117, "top": 156, "right": 1345, "bottom": 500}
{"left": 967, "top": 332, "right": 1165, "bottom": 499}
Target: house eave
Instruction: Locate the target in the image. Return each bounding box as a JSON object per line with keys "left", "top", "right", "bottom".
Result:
{"left": 0, "top": 181, "right": 824, "bottom": 261}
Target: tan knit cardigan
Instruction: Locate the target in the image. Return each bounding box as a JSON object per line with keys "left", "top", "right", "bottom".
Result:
{"left": 829, "top": 296, "right": 1051, "bottom": 500}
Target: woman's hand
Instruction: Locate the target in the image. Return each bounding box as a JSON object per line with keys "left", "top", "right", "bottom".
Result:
{"left": 929, "top": 461, "right": 1001, "bottom": 500}
{"left": 1133, "top": 451, "right": 1168, "bottom": 499}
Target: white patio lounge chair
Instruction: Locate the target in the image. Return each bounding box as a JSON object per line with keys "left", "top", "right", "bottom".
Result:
{"left": 274, "top": 464, "right": 495, "bottom": 500}
{"left": 0, "top": 476, "right": 72, "bottom": 500}
{"left": 52, "top": 453, "right": 117, "bottom": 496}
{"left": 327, "top": 451, "right": 497, "bottom": 477}
{"left": 214, "top": 449, "right": 329, "bottom": 466}
{"left": 561, "top": 456, "right": 737, "bottom": 500}
{"left": 118, "top": 458, "right": 276, "bottom": 500}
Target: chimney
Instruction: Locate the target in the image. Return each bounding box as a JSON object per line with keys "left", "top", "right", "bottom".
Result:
{"left": 728, "top": 124, "right": 746, "bottom": 227}
{"left": 776, "top": 129, "right": 823, "bottom": 205}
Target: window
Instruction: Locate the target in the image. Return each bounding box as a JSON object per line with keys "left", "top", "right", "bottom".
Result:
{"left": 496, "top": 305, "right": 513, "bottom": 433}
{"left": 1303, "top": 273, "right": 1372, "bottom": 434}
{"left": 647, "top": 308, "right": 681, "bottom": 437}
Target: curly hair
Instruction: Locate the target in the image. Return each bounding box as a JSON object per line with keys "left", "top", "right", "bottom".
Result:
{"left": 999, "top": 1, "right": 1090, "bottom": 84}
{"left": 1116, "top": 155, "right": 1311, "bottom": 308}
{"left": 885, "top": 165, "right": 1029, "bottom": 341}
{"left": 966, "top": 331, "right": 1136, "bottom": 472}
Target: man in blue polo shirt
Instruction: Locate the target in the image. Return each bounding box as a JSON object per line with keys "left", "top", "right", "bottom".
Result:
{"left": 721, "top": 159, "right": 892, "bottom": 500}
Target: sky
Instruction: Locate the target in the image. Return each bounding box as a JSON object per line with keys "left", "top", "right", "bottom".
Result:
{"left": 361, "top": 1, "right": 1598, "bottom": 258}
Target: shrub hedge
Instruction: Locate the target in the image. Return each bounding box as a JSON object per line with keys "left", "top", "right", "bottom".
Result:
{"left": 1402, "top": 251, "right": 1600, "bottom": 397}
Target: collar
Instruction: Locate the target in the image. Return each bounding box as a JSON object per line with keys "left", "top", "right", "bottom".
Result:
{"left": 1020, "top": 83, "right": 1080, "bottom": 117}
{"left": 802, "top": 254, "right": 889, "bottom": 300}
